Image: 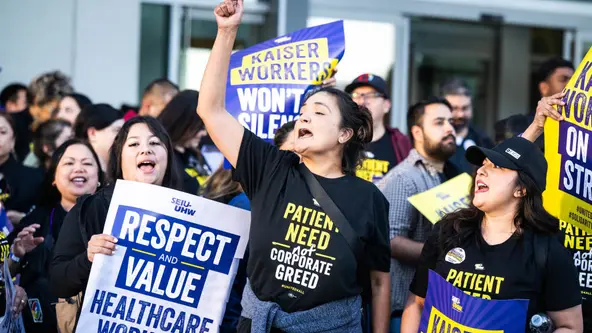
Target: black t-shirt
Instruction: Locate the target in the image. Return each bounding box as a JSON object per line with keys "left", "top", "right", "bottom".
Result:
{"left": 0, "top": 157, "right": 44, "bottom": 213}
{"left": 232, "top": 130, "right": 390, "bottom": 312}
{"left": 560, "top": 221, "right": 592, "bottom": 332}
{"left": 356, "top": 132, "right": 398, "bottom": 183}
{"left": 410, "top": 223, "right": 581, "bottom": 331}
{"left": 174, "top": 151, "right": 200, "bottom": 196}
{"left": 178, "top": 148, "right": 213, "bottom": 187}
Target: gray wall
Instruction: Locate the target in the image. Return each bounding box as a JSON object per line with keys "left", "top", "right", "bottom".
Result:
{"left": 0, "top": 0, "right": 141, "bottom": 107}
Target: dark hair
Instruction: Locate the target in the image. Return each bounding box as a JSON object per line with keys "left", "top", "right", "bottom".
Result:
{"left": 440, "top": 77, "right": 472, "bottom": 97}
{"left": 273, "top": 120, "right": 296, "bottom": 147}
{"left": 407, "top": 97, "right": 452, "bottom": 145}
{"left": 33, "top": 119, "right": 72, "bottom": 167}
{"left": 143, "top": 78, "right": 179, "bottom": 98}
{"left": 0, "top": 83, "right": 28, "bottom": 108}
{"left": 106, "top": 116, "right": 183, "bottom": 191}
{"left": 494, "top": 115, "right": 530, "bottom": 144}
{"left": 437, "top": 171, "right": 558, "bottom": 253}
{"left": 157, "top": 90, "right": 203, "bottom": 146}
{"left": 0, "top": 113, "right": 17, "bottom": 138}
{"left": 537, "top": 58, "right": 574, "bottom": 84}
{"left": 73, "top": 104, "right": 123, "bottom": 140}
{"left": 64, "top": 93, "right": 93, "bottom": 110}
{"left": 38, "top": 138, "right": 104, "bottom": 208}
{"left": 305, "top": 87, "right": 373, "bottom": 175}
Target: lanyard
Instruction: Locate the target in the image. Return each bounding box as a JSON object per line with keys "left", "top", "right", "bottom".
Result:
{"left": 49, "top": 208, "right": 55, "bottom": 231}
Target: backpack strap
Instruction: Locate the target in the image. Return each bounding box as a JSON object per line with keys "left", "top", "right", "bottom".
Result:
{"left": 533, "top": 233, "right": 550, "bottom": 311}
{"left": 296, "top": 163, "right": 363, "bottom": 260}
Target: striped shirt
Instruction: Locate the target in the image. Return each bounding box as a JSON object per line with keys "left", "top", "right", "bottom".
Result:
{"left": 377, "top": 149, "right": 455, "bottom": 312}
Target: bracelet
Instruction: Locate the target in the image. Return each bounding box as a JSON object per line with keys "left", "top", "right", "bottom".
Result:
{"left": 9, "top": 252, "right": 20, "bottom": 263}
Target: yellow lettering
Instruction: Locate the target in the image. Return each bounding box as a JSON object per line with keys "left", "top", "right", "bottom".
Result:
{"left": 285, "top": 223, "right": 299, "bottom": 243}
{"left": 560, "top": 220, "right": 568, "bottom": 231}
{"left": 297, "top": 226, "right": 310, "bottom": 245}
{"left": 302, "top": 207, "right": 313, "bottom": 224}
{"left": 283, "top": 203, "right": 296, "bottom": 219}
{"left": 475, "top": 274, "right": 484, "bottom": 291}
{"left": 566, "top": 234, "right": 575, "bottom": 249}
{"left": 308, "top": 228, "right": 320, "bottom": 247}
{"left": 314, "top": 212, "right": 324, "bottom": 228}
{"left": 322, "top": 215, "right": 334, "bottom": 231}
{"left": 463, "top": 272, "right": 473, "bottom": 289}
{"left": 318, "top": 231, "right": 330, "bottom": 250}
{"left": 482, "top": 294, "right": 492, "bottom": 300}
{"left": 453, "top": 271, "right": 464, "bottom": 287}
{"left": 483, "top": 275, "right": 495, "bottom": 294}
{"left": 446, "top": 269, "right": 458, "bottom": 281}
{"left": 292, "top": 205, "right": 303, "bottom": 223}
{"left": 494, "top": 277, "right": 504, "bottom": 294}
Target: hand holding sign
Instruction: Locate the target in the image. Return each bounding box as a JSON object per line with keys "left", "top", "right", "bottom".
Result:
{"left": 87, "top": 234, "right": 117, "bottom": 262}
{"left": 214, "top": 0, "right": 244, "bottom": 30}
{"left": 535, "top": 92, "right": 566, "bottom": 127}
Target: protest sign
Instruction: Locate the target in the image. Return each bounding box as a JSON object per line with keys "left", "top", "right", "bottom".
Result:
{"left": 77, "top": 180, "right": 251, "bottom": 333}
{"left": 419, "top": 270, "right": 528, "bottom": 333}
{"left": 407, "top": 173, "right": 473, "bottom": 224}
{"left": 225, "top": 20, "right": 345, "bottom": 142}
{"left": 0, "top": 260, "right": 25, "bottom": 333}
{"left": 544, "top": 46, "right": 592, "bottom": 234}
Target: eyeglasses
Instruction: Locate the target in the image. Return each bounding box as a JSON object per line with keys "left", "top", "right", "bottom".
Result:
{"left": 350, "top": 92, "right": 384, "bottom": 102}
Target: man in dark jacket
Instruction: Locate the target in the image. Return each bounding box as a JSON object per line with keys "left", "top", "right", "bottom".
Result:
{"left": 440, "top": 78, "right": 494, "bottom": 174}
{"left": 345, "top": 74, "right": 412, "bottom": 183}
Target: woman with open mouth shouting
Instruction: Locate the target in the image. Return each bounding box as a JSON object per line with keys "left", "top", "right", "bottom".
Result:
{"left": 8, "top": 138, "right": 103, "bottom": 333}
{"left": 50, "top": 116, "right": 184, "bottom": 331}
{"left": 401, "top": 93, "right": 583, "bottom": 333}
{"left": 195, "top": 1, "right": 391, "bottom": 332}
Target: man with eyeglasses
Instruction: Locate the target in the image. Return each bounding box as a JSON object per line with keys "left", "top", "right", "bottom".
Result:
{"left": 440, "top": 78, "right": 494, "bottom": 174}
{"left": 345, "top": 74, "right": 412, "bottom": 183}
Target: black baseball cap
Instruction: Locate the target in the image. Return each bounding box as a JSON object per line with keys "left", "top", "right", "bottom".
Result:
{"left": 345, "top": 74, "right": 389, "bottom": 99}
{"left": 465, "top": 137, "right": 547, "bottom": 191}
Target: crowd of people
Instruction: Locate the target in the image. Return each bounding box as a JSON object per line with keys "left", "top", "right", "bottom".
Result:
{"left": 0, "top": 0, "right": 587, "bottom": 332}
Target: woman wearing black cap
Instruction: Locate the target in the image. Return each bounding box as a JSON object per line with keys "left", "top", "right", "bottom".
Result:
{"left": 400, "top": 95, "right": 583, "bottom": 333}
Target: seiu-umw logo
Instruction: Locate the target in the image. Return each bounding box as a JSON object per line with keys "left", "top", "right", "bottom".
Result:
{"left": 171, "top": 198, "right": 196, "bottom": 216}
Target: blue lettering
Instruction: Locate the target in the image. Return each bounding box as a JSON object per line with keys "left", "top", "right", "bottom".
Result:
{"left": 200, "top": 318, "right": 214, "bottom": 333}
{"left": 137, "top": 300, "right": 150, "bottom": 324}
{"left": 115, "top": 324, "right": 128, "bottom": 333}
{"left": 238, "top": 67, "right": 255, "bottom": 81}
{"left": 283, "top": 62, "right": 295, "bottom": 80}
{"left": 574, "top": 92, "right": 587, "bottom": 123}
{"left": 160, "top": 308, "right": 175, "bottom": 331}
{"left": 146, "top": 304, "right": 163, "bottom": 328}
{"left": 575, "top": 61, "right": 592, "bottom": 91}
{"left": 113, "top": 296, "right": 127, "bottom": 320}
{"left": 102, "top": 292, "right": 117, "bottom": 317}
{"left": 187, "top": 314, "right": 201, "bottom": 332}
{"left": 91, "top": 290, "right": 106, "bottom": 314}
{"left": 250, "top": 53, "right": 261, "bottom": 64}
{"left": 98, "top": 319, "right": 117, "bottom": 333}
{"left": 172, "top": 312, "right": 187, "bottom": 333}
{"left": 257, "top": 66, "right": 269, "bottom": 80}
{"left": 125, "top": 298, "right": 136, "bottom": 324}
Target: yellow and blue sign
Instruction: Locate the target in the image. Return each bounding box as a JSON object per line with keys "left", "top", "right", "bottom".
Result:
{"left": 225, "top": 20, "right": 345, "bottom": 142}
{"left": 544, "top": 47, "right": 592, "bottom": 233}
{"left": 420, "top": 270, "right": 528, "bottom": 333}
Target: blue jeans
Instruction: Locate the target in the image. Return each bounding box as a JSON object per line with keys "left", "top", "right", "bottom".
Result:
{"left": 389, "top": 316, "right": 402, "bottom": 333}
